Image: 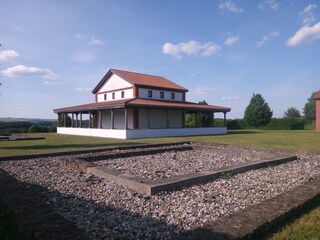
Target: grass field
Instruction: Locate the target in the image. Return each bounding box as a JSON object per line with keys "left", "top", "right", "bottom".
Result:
{"left": 266, "top": 204, "right": 320, "bottom": 240}
{"left": 0, "top": 130, "right": 319, "bottom": 239}
{"left": 1, "top": 129, "right": 320, "bottom": 156}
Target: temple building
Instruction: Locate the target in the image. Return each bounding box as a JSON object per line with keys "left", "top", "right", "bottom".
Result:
{"left": 53, "top": 69, "right": 231, "bottom": 139}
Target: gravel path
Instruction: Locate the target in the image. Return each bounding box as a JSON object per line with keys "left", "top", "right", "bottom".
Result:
{"left": 0, "top": 148, "right": 319, "bottom": 239}
{"left": 94, "top": 145, "right": 278, "bottom": 180}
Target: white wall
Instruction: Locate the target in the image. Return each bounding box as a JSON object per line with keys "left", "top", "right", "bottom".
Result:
{"left": 126, "top": 127, "right": 227, "bottom": 139}
{"left": 101, "top": 109, "right": 133, "bottom": 129}
{"left": 57, "top": 127, "right": 127, "bottom": 139}
{"left": 97, "top": 88, "right": 134, "bottom": 102}
{"left": 99, "top": 74, "right": 132, "bottom": 92}
{"left": 138, "top": 88, "right": 183, "bottom": 101}
{"left": 138, "top": 109, "right": 182, "bottom": 129}
{"left": 168, "top": 110, "right": 182, "bottom": 128}
{"left": 57, "top": 127, "right": 227, "bottom": 139}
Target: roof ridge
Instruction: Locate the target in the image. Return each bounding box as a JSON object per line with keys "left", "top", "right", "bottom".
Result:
{"left": 111, "top": 68, "right": 165, "bottom": 79}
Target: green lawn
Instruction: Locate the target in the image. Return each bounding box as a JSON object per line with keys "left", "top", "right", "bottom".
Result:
{"left": 266, "top": 204, "right": 320, "bottom": 240}
{"left": 0, "top": 129, "right": 320, "bottom": 239}
{"left": 1, "top": 129, "right": 320, "bottom": 156}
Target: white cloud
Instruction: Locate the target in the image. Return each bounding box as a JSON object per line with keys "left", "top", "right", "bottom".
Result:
{"left": 258, "top": 0, "right": 279, "bottom": 11}
{"left": 75, "top": 34, "right": 104, "bottom": 45}
{"left": 1, "top": 65, "right": 58, "bottom": 80}
{"left": 286, "top": 22, "right": 320, "bottom": 46}
{"left": 191, "top": 87, "right": 218, "bottom": 95}
{"left": 72, "top": 51, "right": 96, "bottom": 63}
{"left": 0, "top": 49, "right": 20, "bottom": 62}
{"left": 219, "top": 1, "right": 244, "bottom": 13}
{"left": 299, "top": 4, "right": 317, "bottom": 26}
{"left": 224, "top": 35, "right": 240, "bottom": 46}
{"left": 256, "top": 31, "right": 279, "bottom": 47}
{"left": 75, "top": 87, "right": 91, "bottom": 92}
{"left": 88, "top": 36, "right": 104, "bottom": 45}
{"left": 220, "top": 96, "right": 240, "bottom": 100}
{"left": 162, "top": 41, "right": 220, "bottom": 59}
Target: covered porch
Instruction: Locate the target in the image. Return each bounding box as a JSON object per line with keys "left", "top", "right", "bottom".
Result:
{"left": 54, "top": 99, "right": 230, "bottom": 139}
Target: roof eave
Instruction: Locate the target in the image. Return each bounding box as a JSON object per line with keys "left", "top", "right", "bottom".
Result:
{"left": 53, "top": 103, "right": 126, "bottom": 113}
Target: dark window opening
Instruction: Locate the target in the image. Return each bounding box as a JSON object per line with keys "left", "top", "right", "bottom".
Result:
{"left": 160, "top": 91, "right": 164, "bottom": 99}
{"left": 171, "top": 92, "right": 175, "bottom": 99}
{"left": 121, "top": 91, "right": 125, "bottom": 98}
{"left": 148, "top": 90, "right": 152, "bottom": 98}
{"left": 104, "top": 94, "right": 107, "bottom": 100}
{"left": 112, "top": 92, "right": 115, "bottom": 99}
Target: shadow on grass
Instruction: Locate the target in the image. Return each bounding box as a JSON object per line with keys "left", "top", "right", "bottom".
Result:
{"left": 227, "top": 130, "right": 263, "bottom": 135}
{"left": 0, "top": 170, "right": 235, "bottom": 239}
{"left": 0, "top": 142, "right": 142, "bottom": 151}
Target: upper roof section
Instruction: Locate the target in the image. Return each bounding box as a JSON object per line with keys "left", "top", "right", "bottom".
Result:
{"left": 313, "top": 91, "right": 320, "bottom": 99}
{"left": 92, "top": 69, "right": 188, "bottom": 94}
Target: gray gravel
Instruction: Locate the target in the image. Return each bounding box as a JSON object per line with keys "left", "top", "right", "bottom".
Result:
{"left": 0, "top": 146, "right": 319, "bottom": 239}
{"left": 94, "top": 145, "right": 278, "bottom": 180}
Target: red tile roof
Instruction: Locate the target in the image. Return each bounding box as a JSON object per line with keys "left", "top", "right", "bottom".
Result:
{"left": 313, "top": 91, "right": 320, "bottom": 99}
{"left": 53, "top": 99, "right": 129, "bottom": 113}
{"left": 92, "top": 69, "right": 188, "bottom": 93}
{"left": 127, "top": 99, "right": 231, "bottom": 112}
{"left": 54, "top": 98, "right": 230, "bottom": 113}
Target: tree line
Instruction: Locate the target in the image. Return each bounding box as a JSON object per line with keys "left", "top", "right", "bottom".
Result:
{"left": 232, "top": 91, "right": 315, "bottom": 130}
{"left": 0, "top": 121, "right": 57, "bottom": 134}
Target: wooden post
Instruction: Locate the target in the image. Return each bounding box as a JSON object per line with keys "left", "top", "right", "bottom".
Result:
{"left": 133, "top": 109, "right": 139, "bottom": 129}
{"left": 71, "top": 113, "right": 74, "bottom": 128}
{"left": 64, "top": 113, "right": 66, "bottom": 127}
{"left": 124, "top": 109, "right": 128, "bottom": 129}
{"left": 181, "top": 111, "right": 186, "bottom": 128}
{"left": 98, "top": 110, "right": 102, "bottom": 129}
{"left": 75, "top": 113, "right": 78, "bottom": 127}
{"left": 223, "top": 112, "right": 227, "bottom": 127}
{"left": 146, "top": 109, "right": 150, "bottom": 129}
{"left": 212, "top": 113, "right": 215, "bottom": 127}
{"left": 166, "top": 110, "right": 169, "bottom": 128}
{"left": 57, "top": 114, "right": 60, "bottom": 127}
{"left": 196, "top": 112, "right": 200, "bottom": 127}
{"left": 88, "top": 112, "right": 91, "bottom": 128}
{"left": 79, "top": 113, "right": 82, "bottom": 128}
{"left": 209, "top": 112, "right": 213, "bottom": 127}
{"left": 111, "top": 110, "right": 114, "bottom": 129}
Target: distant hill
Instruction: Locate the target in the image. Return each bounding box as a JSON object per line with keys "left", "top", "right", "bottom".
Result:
{"left": 0, "top": 117, "right": 56, "bottom": 123}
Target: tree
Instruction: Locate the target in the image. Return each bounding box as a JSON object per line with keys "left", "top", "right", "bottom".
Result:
{"left": 198, "top": 100, "right": 210, "bottom": 127}
{"left": 244, "top": 93, "right": 273, "bottom": 128}
{"left": 284, "top": 107, "right": 301, "bottom": 119}
{"left": 58, "top": 113, "right": 71, "bottom": 127}
{"left": 303, "top": 92, "right": 316, "bottom": 124}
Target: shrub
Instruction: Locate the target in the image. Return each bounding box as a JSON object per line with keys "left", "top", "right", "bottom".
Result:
{"left": 261, "top": 118, "right": 304, "bottom": 130}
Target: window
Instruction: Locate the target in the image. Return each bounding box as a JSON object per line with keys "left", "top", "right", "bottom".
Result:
{"left": 148, "top": 90, "right": 152, "bottom": 98}
{"left": 160, "top": 91, "right": 164, "bottom": 99}
{"left": 171, "top": 92, "right": 175, "bottom": 100}
{"left": 121, "top": 91, "right": 125, "bottom": 98}
{"left": 104, "top": 94, "right": 107, "bottom": 101}
{"left": 112, "top": 92, "right": 115, "bottom": 99}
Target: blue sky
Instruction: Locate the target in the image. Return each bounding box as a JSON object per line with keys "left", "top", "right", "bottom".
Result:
{"left": 0, "top": 0, "right": 319, "bottom": 119}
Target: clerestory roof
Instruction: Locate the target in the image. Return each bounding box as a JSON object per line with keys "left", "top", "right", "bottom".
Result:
{"left": 92, "top": 69, "right": 188, "bottom": 94}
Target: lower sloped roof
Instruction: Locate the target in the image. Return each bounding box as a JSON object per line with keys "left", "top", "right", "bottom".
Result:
{"left": 53, "top": 98, "right": 231, "bottom": 113}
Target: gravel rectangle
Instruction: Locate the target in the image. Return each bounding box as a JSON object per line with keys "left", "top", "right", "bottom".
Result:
{"left": 0, "top": 145, "right": 319, "bottom": 239}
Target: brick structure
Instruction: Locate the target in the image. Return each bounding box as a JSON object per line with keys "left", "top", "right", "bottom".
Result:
{"left": 313, "top": 91, "right": 320, "bottom": 132}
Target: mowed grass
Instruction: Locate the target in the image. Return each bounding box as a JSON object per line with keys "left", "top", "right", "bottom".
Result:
{"left": 0, "top": 129, "right": 320, "bottom": 239}
{"left": 1, "top": 129, "right": 320, "bottom": 156}
{"left": 266, "top": 204, "right": 320, "bottom": 240}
